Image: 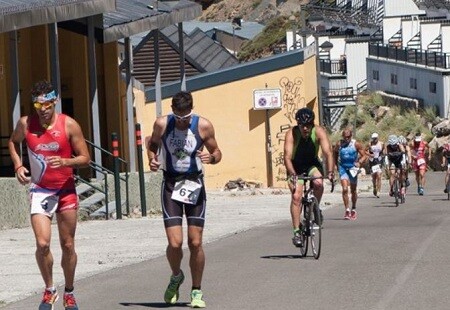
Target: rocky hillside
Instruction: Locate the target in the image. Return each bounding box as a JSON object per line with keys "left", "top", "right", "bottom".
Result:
{"left": 196, "top": 0, "right": 305, "bottom": 24}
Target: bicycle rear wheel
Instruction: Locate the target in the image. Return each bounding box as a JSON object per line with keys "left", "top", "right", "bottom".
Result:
{"left": 393, "top": 179, "right": 399, "bottom": 207}
{"left": 310, "top": 198, "right": 322, "bottom": 259}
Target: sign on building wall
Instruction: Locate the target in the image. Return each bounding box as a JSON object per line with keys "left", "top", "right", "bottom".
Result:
{"left": 253, "top": 88, "right": 282, "bottom": 110}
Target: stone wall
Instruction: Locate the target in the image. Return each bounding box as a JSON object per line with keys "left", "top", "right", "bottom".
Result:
{"left": 0, "top": 171, "right": 163, "bottom": 230}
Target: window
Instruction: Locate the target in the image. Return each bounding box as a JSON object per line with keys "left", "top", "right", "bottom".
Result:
{"left": 391, "top": 74, "right": 397, "bottom": 85}
{"left": 429, "top": 82, "right": 436, "bottom": 93}
{"left": 373, "top": 70, "right": 379, "bottom": 81}
{"left": 410, "top": 78, "right": 417, "bottom": 90}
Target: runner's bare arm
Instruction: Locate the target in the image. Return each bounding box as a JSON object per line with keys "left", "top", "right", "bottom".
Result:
{"left": 198, "top": 117, "right": 221, "bottom": 164}
{"left": 62, "top": 116, "right": 90, "bottom": 168}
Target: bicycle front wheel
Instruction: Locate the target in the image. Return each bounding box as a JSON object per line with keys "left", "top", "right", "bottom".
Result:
{"left": 310, "top": 198, "right": 322, "bottom": 259}
{"left": 393, "top": 179, "right": 399, "bottom": 207}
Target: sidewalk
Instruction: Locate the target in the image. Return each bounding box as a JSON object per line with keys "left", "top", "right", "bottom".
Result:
{"left": 0, "top": 177, "right": 373, "bottom": 306}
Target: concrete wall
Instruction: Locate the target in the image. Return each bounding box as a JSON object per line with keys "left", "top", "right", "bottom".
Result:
{"left": 0, "top": 172, "right": 163, "bottom": 230}
{"left": 0, "top": 179, "right": 30, "bottom": 230}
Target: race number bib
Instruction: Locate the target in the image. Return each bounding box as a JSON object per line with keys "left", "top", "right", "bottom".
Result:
{"left": 31, "top": 191, "right": 59, "bottom": 215}
{"left": 371, "top": 164, "right": 381, "bottom": 173}
{"left": 417, "top": 158, "right": 426, "bottom": 166}
{"left": 349, "top": 167, "right": 360, "bottom": 178}
{"left": 171, "top": 179, "right": 202, "bottom": 205}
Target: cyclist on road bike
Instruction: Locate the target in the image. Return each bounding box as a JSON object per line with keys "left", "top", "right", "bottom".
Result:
{"left": 442, "top": 142, "right": 450, "bottom": 193}
{"left": 284, "top": 107, "right": 334, "bottom": 247}
{"left": 410, "top": 132, "right": 431, "bottom": 195}
{"left": 366, "top": 132, "right": 384, "bottom": 198}
{"left": 384, "top": 135, "right": 406, "bottom": 197}
{"left": 333, "top": 128, "right": 366, "bottom": 220}
{"left": 398, "top": 135, "right": 412, "bottom": 188}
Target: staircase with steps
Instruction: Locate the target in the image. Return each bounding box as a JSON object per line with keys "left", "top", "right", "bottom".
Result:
{"left": 76, "top": 180, "right": 127, "bottom": 220}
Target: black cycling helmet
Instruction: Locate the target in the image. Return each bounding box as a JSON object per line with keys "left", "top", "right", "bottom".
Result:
{"left": 295, "top": 108, "right": 315, "bottom": 125}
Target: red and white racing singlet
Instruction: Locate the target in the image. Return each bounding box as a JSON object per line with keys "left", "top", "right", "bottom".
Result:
{"left": 26, "top": 114, "right": 75, "bottom": 190}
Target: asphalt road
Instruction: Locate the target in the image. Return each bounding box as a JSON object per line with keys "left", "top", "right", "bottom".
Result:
{"left": 3, "top": 171, "right": 450, "bottom": 310}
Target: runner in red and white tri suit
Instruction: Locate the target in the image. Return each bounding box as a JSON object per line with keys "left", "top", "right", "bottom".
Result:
{"left": 9, "top": 80, "right": 90, "bottom": 309}
{"left": 410, "top": 132, "right": 431, "bottom": 195}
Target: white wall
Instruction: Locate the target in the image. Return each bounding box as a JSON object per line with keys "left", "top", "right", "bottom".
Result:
{"left": 383, "top": 17, "right": 402, "bottom": 44}
{"left": 384, "top": 0, "right": 425, "bottom": 17}
{"left": 401, "top": 17, "right": 420, "bottom": 48}
{"left": 346, "top": 41, "right": 369, "bottom": 90}
{"left": 421, "top": 22, "right": 441, "bottom": 50}
{"left": 367, "top": 58, "right": 448, "bottom": 117}
{"left": 441, "top": 25, "right": 450, "bottom": 53}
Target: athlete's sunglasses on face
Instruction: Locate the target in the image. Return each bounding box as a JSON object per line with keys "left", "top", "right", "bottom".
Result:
{"left": 173, "top": 112, "right": 192, "bottom": 121}
{"left": 33, "top": 101, "right": 55, "bottom": 110}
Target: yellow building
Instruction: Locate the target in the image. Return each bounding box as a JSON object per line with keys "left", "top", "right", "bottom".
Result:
{"left": 135, "top": 46, "right": 320, "bottom": 189}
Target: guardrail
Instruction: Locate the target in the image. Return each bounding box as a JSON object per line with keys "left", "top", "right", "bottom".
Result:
{"left": 369, "top": 43, "right": 450, "bottom": 69}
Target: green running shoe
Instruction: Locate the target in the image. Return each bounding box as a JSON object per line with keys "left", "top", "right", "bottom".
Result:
{"left": 190, "top": 289, "right": 206, "bottom": 308}
{"left": 164, "top": 270, "right": 185, "bottom": 304}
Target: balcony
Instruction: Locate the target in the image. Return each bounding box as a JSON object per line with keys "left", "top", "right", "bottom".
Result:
{"left": 369, "top": 43, "right": 450, "bottom": 69}
{"left": 319, "top": 59, "right": 347, "bottom": 75}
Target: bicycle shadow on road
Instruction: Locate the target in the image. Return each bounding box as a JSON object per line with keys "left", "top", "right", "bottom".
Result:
{"left": 120, "top": 302, "right": 190, "bottom": 308}
{"left": 260, "top": 254, "right": 315, "bottom": 260}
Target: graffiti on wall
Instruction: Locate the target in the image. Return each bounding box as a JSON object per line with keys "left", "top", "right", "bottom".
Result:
{"left": 273, "top": 76, "right": 307, "bottom": 183}
{"left": 279, "top": 76, "right": 305, "bottom": 123}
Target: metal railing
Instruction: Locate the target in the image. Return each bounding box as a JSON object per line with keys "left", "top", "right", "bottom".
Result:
{"left": 82, "top": 139, "right": 130, "bottom": 219}
{"left": 369, "top": 43, "right": 450, "bottom": 69}
{"left": 319, "top": 59, "right": 347, "bottom": 75}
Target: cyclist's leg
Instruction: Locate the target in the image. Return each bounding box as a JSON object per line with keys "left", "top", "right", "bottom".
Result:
{"left": 309, "top": 166, "right": 324, "bottom": 203}
{"left": 388, "top": 162, "right": 396, "bottom": 196}
{"left": 288, "top": 178, "right": 304, "bottom": 232}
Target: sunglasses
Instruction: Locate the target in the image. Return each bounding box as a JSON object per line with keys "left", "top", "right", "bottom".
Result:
{"left": 173, "top": 112, "right": 192, "bottom": 121}
{"left": 33, "top": 101, "right": 55, "bottom": 110}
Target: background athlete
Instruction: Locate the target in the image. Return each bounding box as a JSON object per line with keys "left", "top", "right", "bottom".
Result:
{"left": 147, "top": 91, "right": 221, "bottom": 308}
{"left": 8, "top": 80, "right": 90, "bottom": 310}
{"left": 334, "top": 128, "right": 366, "bottom": 220}
{"left": 283, "top": 107, "right": 334, "bottom": 247}
{"left": 366, "top": 132, "right": 384, "bottom": 198}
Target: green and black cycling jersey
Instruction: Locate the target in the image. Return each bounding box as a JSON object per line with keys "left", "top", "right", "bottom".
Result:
{"left": 291, "top": 126, "right": 323, "bottom": 174}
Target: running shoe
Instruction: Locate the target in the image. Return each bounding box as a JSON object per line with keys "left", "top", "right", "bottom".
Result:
{"left": 405, "top": 178, "right": 410, "bottom": 187}
{"left": 164, "top": 270, "right": 185, "bottom": 304}
{"left": 350, "top": 209, "right": 357, "bottom": 220}
{"left": 344, "top": 210, "right": 351, "bottom": 220}
{"left": 190, "top": 289, "right": 206, "bottom": 308}
{"left": 419, "top": 187, "right": 424, "bottom": 196}
{"left": 445, "top": 188, "right": 448, "bottom": 194}
{"left": 292, "top": 231, "right": 302, "bottom": 247}
{"left": 373, "top": 189, "right": 377, "bottom": 197}
{"left": 39, "top": 289, "right": 58, "bottom": 310}
{"left": 63, "top": 292, "right": 79, "bottom": 310}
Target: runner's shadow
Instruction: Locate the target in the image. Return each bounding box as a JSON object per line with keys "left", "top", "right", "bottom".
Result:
{"left": 120, "top": 302, "right": 190, "bottom": 308}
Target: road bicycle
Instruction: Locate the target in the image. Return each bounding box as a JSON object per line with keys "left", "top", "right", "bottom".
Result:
{"left": 292, "top": 174, "right": 334, "bottom": 259}
{"left": 391, "top": 167, "right": 405, "bottom": 207}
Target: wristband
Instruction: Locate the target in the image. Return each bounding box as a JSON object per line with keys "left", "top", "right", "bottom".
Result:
{"left": 14, "top": 165, "right": 23, "bottom": 173}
